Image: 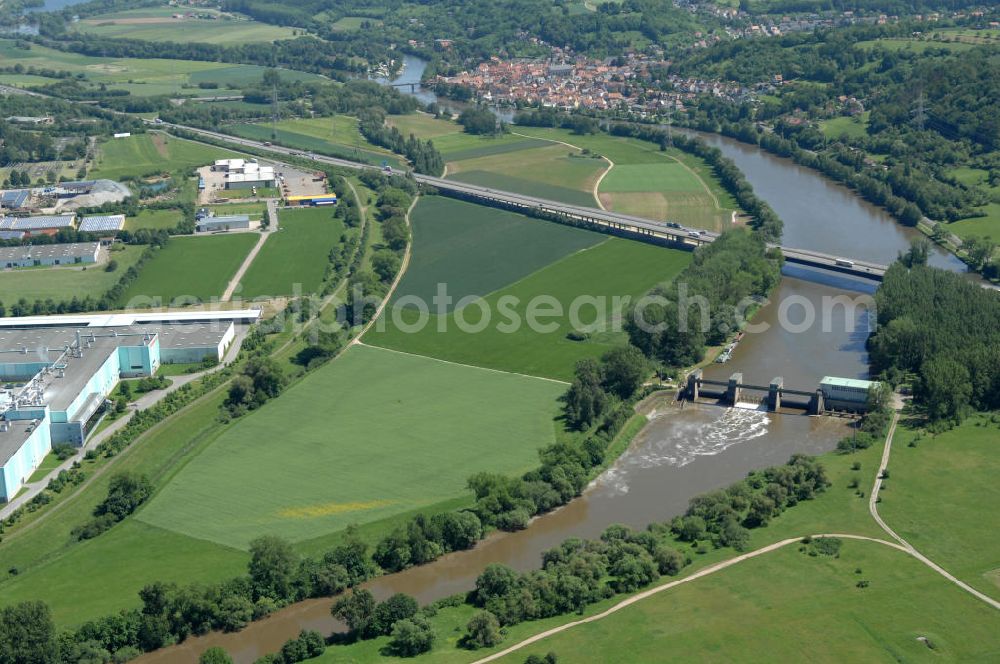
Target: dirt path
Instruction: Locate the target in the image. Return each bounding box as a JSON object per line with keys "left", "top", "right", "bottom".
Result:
{"left": 222, "top": 231, "right": 269, "bottom": 302}
{"left": 510, "top": 131, "right": 612, "bottom": 210}
{"left": 474, "top": 533, "right": 907, "bottom": 663}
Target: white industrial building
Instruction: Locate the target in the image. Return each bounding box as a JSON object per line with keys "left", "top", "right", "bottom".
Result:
{"left": 0, "top": 309, "right": 260, "bottom": 501}
{"left": 211, "top": 159, "right": 275, "bottom": 190}
{"left": 0, "top": 242, "right": 101, "bottom": 269}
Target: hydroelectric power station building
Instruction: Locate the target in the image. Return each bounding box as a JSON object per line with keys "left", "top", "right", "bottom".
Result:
{"left": 0, "top": 310, "right": 260, "bottom": 501}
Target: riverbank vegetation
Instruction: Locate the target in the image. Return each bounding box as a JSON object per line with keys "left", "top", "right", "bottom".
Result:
{"left": 626, "top": 228, "right": 781, "bottom": 369}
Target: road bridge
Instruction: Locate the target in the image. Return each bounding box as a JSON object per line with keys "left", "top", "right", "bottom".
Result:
{"left": 151, "top": 120, "right": 891, "bottom": 281}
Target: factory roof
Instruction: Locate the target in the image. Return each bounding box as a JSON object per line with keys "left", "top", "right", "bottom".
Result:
{"left": 0, "top": 190, "right": 30, "bottom": 209}
{"left": 1, "top": 215, "right": 76, "bottom": 231}
{"left": 820, "top": 376, "right": 878, "bottom": 389}
{"left": 200, "top": 215, "right": 250, "bottom": 224}
{"left": 0, "top": 418, "right": 41, "bottom": 468}
{"left": 0, "top": 242, "right": 100, "bottom": 263}
{"left": 0, "top": 309, "right": 261, "bottom": 328}
{"left": 78, "top": 214, "right": 125, "bottom": 233}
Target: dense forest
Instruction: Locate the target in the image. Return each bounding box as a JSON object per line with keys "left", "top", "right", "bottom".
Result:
{"left": 869, "top": 263, "right": 1000, "bottom": 423}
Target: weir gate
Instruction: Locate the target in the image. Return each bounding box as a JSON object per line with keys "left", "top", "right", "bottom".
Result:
{"left": 685, "top": 368, "right": 830, "bottom": 414}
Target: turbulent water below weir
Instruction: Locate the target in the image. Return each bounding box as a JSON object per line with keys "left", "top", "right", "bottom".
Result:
{"left": 139, "top": 275, "right": 866, "bottom": 663}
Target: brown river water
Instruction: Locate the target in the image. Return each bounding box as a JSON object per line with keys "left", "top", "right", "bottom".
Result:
{"left": 138, "top": 108, "right": 955, "bottom": 662}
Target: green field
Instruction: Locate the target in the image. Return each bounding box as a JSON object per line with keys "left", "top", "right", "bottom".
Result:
{"left": 819, "top": 113, "right": 871, "bottom": 140}
{"left": 74, "top": 8, "right": 297, "bottom": 44}
{"left": 229, "top": 119, "right": 403, "bottom": 169}
{"left": 0, "top": 39, "right": 321, "bottom": 97}
{"left": 448, "top": 143, "right": 606, "bottom": 207}
{"left": 0, "top": 245, "right": 144, "bottom": 303}
{"left": 125, "top": 208, "right": 184, "bottom": 231}
{"left": 387, "top": 112, "right": 463, "bottom": 140}
{"left": 368, "top": 237, "right": 690, "bottom": 380}
{"left": 503, "top": 541, "right": 1000, "bottom": 663}
{"left": 91, "top": 133, "right": 240, "bottom": 180}
{"left": 880, "top": 415, "right": 1000, "bottom": 597}
{"left": 237, "top": 207, "right": 346, "bottom": 298}
{"left": 119, "top": 234, "right": 256, "bottom": 305}
{"left": 384, "top": 196, "right": 605, "bottom": 308}
{"left": 137, "top": 344, "right": 564, "bottom": 549}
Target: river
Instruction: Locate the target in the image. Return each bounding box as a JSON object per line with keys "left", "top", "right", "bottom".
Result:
{"left": 140, "top": 59, "right": 903, "bottom": 663}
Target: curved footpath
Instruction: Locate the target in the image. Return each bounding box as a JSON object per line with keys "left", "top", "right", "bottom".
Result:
{"left": 475, "top": 403, "right": 1000, "bottom": 663}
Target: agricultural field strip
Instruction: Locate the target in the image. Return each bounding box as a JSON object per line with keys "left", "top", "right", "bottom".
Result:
{"left": 355, "top": 342, "right": 569, "bottom": 385}
{"left": 477, "top": 408, "right": 1000, "bottom": 662}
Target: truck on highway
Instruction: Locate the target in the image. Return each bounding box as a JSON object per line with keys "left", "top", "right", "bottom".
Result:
{"left": 835, "top": 258, "right": 854, "bottom": 268}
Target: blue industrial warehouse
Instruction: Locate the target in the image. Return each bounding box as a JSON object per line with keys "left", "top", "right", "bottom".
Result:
{"left": 0, "top": 310, "right": 260, "bottom": 501}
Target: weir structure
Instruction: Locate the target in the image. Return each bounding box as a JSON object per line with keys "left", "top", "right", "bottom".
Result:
{"left": 685, "top": 368, "right": 834, "bottom": 415}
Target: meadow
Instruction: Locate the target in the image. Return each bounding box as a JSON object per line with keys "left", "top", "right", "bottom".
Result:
{"left": 237, "top": 207, "right": 346, "bottom": 298}
{"left": 819, "top": 113, "right": 871, "bottom": 140}
{"left": 137, "top": 344, "right": 564, "bottom": 548}
{"left": 384, "top": 196, "right": 605, "bottom": 308}
{"left": 944, "top": 168, "right": 1000, "bottom": 242}
{"left": 368, "top": 237, "right": 691, "bottom": 381}
{"left": 0, "top": 245, "right": 144, "bottom": 303}
{"left": 124, "top": 208, "right": 183, "bottom": 231}
{"left": 879, "top": 415, "right": 1000, "bottom": 597}
{"left": 119, "top": 233, "right": 257, "bottom": 305}
{"left": 91, "top": 133, "right": 241, "bottom": 180}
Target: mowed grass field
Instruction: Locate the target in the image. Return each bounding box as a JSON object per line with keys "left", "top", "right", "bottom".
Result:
{"left": 119, "top": 234, "right": 256, "bottom": 305}
{"left": 368, "top": 238, "right": 690, "bottom": 381}
{"left": 238, "top": 207, "right": 346, "bottom": 298}
{"left": 137, "top": 344, "right": 564, "bottom": 549}
{"left": 0, "top": 245, "right": 144, "bottom": 302}
{"left": 91, "top": 133, "right": 241, "bottom": 180}
{"left": 502, "top": 540, "right": 1000, "bottom": 664}
{"left": 879, "top": 415, "right": 1000, "bottom": 597}
{"left": 447, "top": 143, "right": 606, "bottom": 207}
{"left": 386, "top": 196, "right": 605, "bottom": 307}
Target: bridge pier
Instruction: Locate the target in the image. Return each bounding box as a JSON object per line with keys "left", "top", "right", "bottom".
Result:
{"left": 686, "top": 369, "right": 702, "bottom": 401}
{"left": 809, "top": 389, "right": 825, "bottom": 415}
{"left": 727, "top": 372, "right": 743, "bottom": 406}
{"left": 768, "top": 377, "right": 783, "bottom": 411}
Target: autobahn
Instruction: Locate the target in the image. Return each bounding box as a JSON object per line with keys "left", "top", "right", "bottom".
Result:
{"left": 151, "top": 119, "right": 893, "bottom": 279}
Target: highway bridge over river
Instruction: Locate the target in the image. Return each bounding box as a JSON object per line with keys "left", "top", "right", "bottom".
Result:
{"left": 152, "top": 120, "right": 889, "bottom": 281}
